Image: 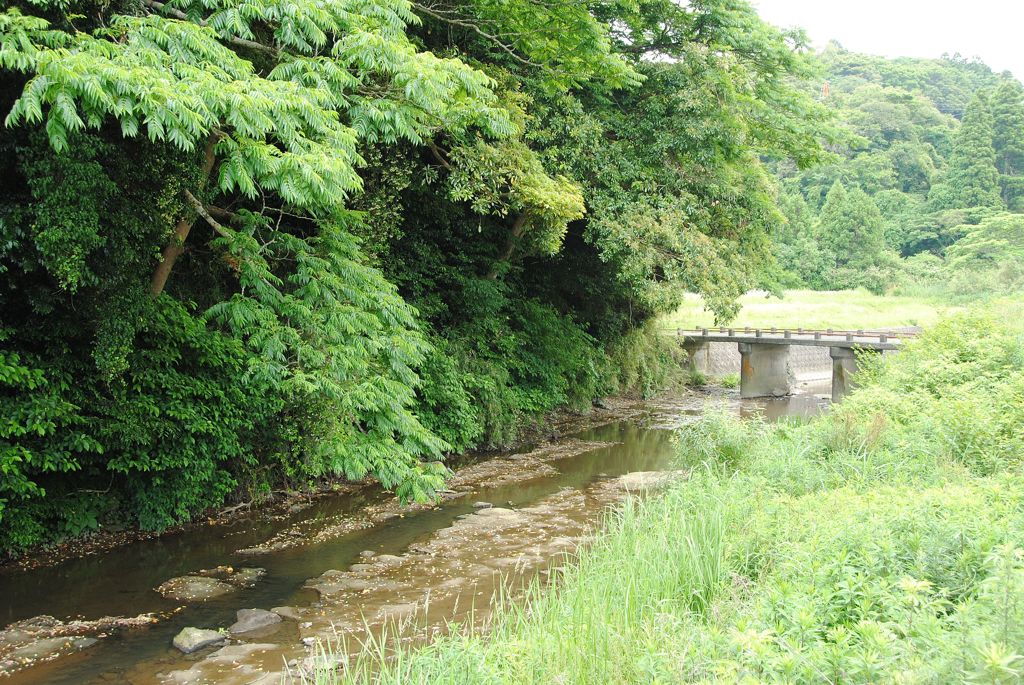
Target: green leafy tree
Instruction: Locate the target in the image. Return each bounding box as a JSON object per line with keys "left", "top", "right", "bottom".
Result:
{"left": 0, "top": 0, "right": 836, "bottom": 554}
{"left": 772, "top": 188, "right": 831, "bottom": 288}
{"left": 946, "top": 213, "right": 1024, "bottom": 267}
{"left": 991, "top": 80, "right": 1024, "bottom": 210}
{"left": 817, "top": 180, "right": 887, "bottom": 270}
{"left": 929, "top": 93, "right": 1004, "bottom": 210}
{"left": 0, "top": 0, "right": 520, "bottom": 549}
{"left": 443, "top": 139, "right": 585, "bottom": 279}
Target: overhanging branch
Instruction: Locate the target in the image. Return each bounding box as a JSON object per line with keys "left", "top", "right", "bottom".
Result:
{"left": 411, "top": 2, "right": 540, "bottom": 67}
{"left": 144, "top": 0, "right": 278, "bottom": 55}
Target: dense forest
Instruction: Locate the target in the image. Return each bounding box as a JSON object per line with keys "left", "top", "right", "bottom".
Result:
{"left": 772, "top": 44, "right": 1024, "bottom": 295}
{"left": 0, "top": 0, "right": 834, "bottom": 553}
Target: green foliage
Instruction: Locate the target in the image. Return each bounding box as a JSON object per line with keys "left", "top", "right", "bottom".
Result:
{"left": 818, "top": 44, "right": 1003, "bottom": 119}
{"left": 772, "top": 42, "right": 1024, "bottom": 296}
{"left": 930, "top": 93, "right": 1004, "bottom": 211}
{"left": 600, "top": 323, "right": 688, "bottom": 399}
{"left": 946, "top": 213, "right": 1024, "bottom": 268}
{"left": 0, "top": 0, "right": 834, "bottom": 554}
{"left": 818, "top": 181, "right": 887, "bottom": 268}
{"left": 0, "top": 0, "right": 515, "bottom": 550}
{"left": 991, "top": 80, "right": 1024, "bottom": 210}
{"left": 893, "top": 214, "right": 1024, "bottom": 300}
{"left": 446, "top": 139, "right": 585, "bottom": 260}
{"left": 719, "top": 372, "right": 740, "bottom": 389}
{"left": 0, "top": 299, "right": 280, "bottom": 551}
{"left": 413, "top": 297, "right": 607, "bottom": 450}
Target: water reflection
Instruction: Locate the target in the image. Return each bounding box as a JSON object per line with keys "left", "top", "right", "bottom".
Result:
{"left": 739, "top": 379, "right": 832, "bottom": 422}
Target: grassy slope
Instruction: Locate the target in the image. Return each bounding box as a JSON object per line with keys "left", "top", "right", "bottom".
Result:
{"left": 661, "top": 289, "right": 954, "bottom": 331}
{"left": 321, "top": 304, "right": 1024, "bottom": 684}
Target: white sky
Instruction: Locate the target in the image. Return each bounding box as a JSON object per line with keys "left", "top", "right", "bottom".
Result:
{"left": 752, "top": 0, "right": 1024, "bottom": 79}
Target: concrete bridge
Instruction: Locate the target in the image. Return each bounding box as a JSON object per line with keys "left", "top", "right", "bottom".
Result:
{"left": 676, "top": 327, "right": 916, "bottom": 401}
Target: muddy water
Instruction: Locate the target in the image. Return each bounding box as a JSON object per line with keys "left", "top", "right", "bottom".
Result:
{"left": 0, "top": 390, "right": 826, "bottom": 684}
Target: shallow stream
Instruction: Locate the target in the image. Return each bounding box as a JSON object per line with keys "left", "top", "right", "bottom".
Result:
{"left": 0, "top": 386, "right": 829, "bottom": 684}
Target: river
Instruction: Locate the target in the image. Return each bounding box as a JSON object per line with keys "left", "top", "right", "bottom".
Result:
{"left": 0, "top": 385, "right": 829, "bottom": 684}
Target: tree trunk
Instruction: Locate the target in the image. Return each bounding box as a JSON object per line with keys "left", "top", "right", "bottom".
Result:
{"left": 149, "top": 135, "right": 219, "bottom": 296}
{"left": 485, "top": 212, "right": 528, "bottom": 280}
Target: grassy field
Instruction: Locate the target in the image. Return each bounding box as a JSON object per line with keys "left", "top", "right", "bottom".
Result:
{"left": 661, "top": 289, "right": 954, "bottom": 331}
{"left": 318, "top": 304, "right": 1024, "bottom": 684}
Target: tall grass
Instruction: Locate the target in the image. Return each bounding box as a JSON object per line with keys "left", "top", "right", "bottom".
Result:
{"left": 317, "top": 488, "right": 727, "bottom": 684}
{"left": 314, "top": 304, "right": 1024, "bottom": 684}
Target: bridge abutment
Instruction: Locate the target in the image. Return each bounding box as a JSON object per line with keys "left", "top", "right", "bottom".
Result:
{"left": 681, "top": 341, "right": 711, "bottom": 376}
{"left": 829, "top": 346, "right": 879, "bottom": 402}
{"left": 738, "top": 343, "right": 792, "bottom": 398}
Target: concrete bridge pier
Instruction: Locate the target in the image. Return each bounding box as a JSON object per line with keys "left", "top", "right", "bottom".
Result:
{"left": 681, "top": 340, "right": 711, "bottom": 376}
{"left": 738, "top": 342, "right": 792, "bottom": 398}
{"left": 830, "top": 347, "right": 880, "bottom": 402}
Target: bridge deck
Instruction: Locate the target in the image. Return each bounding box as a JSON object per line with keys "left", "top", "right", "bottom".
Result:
{"left": 676, "top": 328, "right": 910, "bottom": 351}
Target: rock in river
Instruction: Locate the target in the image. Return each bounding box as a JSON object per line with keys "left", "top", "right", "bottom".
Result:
{"left": 156, "top": 566, "right": 266, "bottom": 601}
{"left": 229, "top": 609, "right": 282, "bottom": 634}
{"left": 172, "top": 627, "right": 226, "bottom": 654}
{"left": 156, "top": 576, "right": 235, "bottom": 602}
{"left": 270, "top": 606, "right": 302, "bottom": 621}
{"left": 6, "top": 636, "right": 97, "bottom": 662}
{"left": 0, "top": 613, "right": 157, "bottom": 677}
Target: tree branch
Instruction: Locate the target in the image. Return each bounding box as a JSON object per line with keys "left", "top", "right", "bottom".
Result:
{"left": 144, "top": 0, "right": 278, "bottom": 55}
{"left": 428, "top": 141, "right": 452, "bottom": 169}
{"left": 150, "top": 133, "right": 220, "bottom": 296}
{"left": 411, "top": 2, "right": 540, "bottom": 67}
{"left": 485, "top": 212, "right": 529, "bottom": 280}
{"left": 184, "top": 190, "right": 234, "bottom": 239}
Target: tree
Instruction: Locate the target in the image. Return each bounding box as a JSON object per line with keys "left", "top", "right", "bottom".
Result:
{"left": 945, "top": 213, "right": 1024, "bottom": 268}
{"left": 929, "top": 93, "right": 1004, "bottom": 210}
{"left": 772, "top": 188, "right": 831, "bottom": 288}
{"left": 990, "top": 80, "right": 1024, "bottom": 210}
{"left": 0, "top": 0, "right": 518, "bottom": 548}
{"left": 817, "top": 181, "right": 887, "bottom": 269}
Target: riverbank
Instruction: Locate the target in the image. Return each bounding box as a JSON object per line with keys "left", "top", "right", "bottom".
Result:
{"left": 321, "top": 305, "right": 1024, "bottom": 683}
{"left": 0, "top": 394, "right": 671, "bottom": 573}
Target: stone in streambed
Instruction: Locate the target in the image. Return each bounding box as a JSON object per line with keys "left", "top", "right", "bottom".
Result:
{"left": 156, "top": 576, "right": 234, "bottom": 602}
{"left": 7, "top": 636, "right": 98, "bottom": 661}
{"left": 229, "top": 609, "right": 281, "bottom": 634}
{"left": 156, "top": 566, "right": 265, "bottom": 601}
{"left": 376, "top": 602, "right": 419, "bottom": 621}
{"left": 270, "top": 606, "right": 302, "bottom": 621}
{"left": 300, "top": 652, "right": 344, "bottom": 676}
{"left": 172, "top": 627, "right": 225, "bottom": 654}
{"left": 615, "top": 471, "right": 678, "bottom": 491}
{"left": 226, "top": 567, "right": 266, "bottom": 587}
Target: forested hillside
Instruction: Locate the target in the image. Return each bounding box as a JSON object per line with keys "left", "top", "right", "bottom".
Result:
{"left": 0, "top": 0, "right": 832, "bottom": 553}
{"left": 773, "top": 43, "right": 1024, "bottom": 296}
